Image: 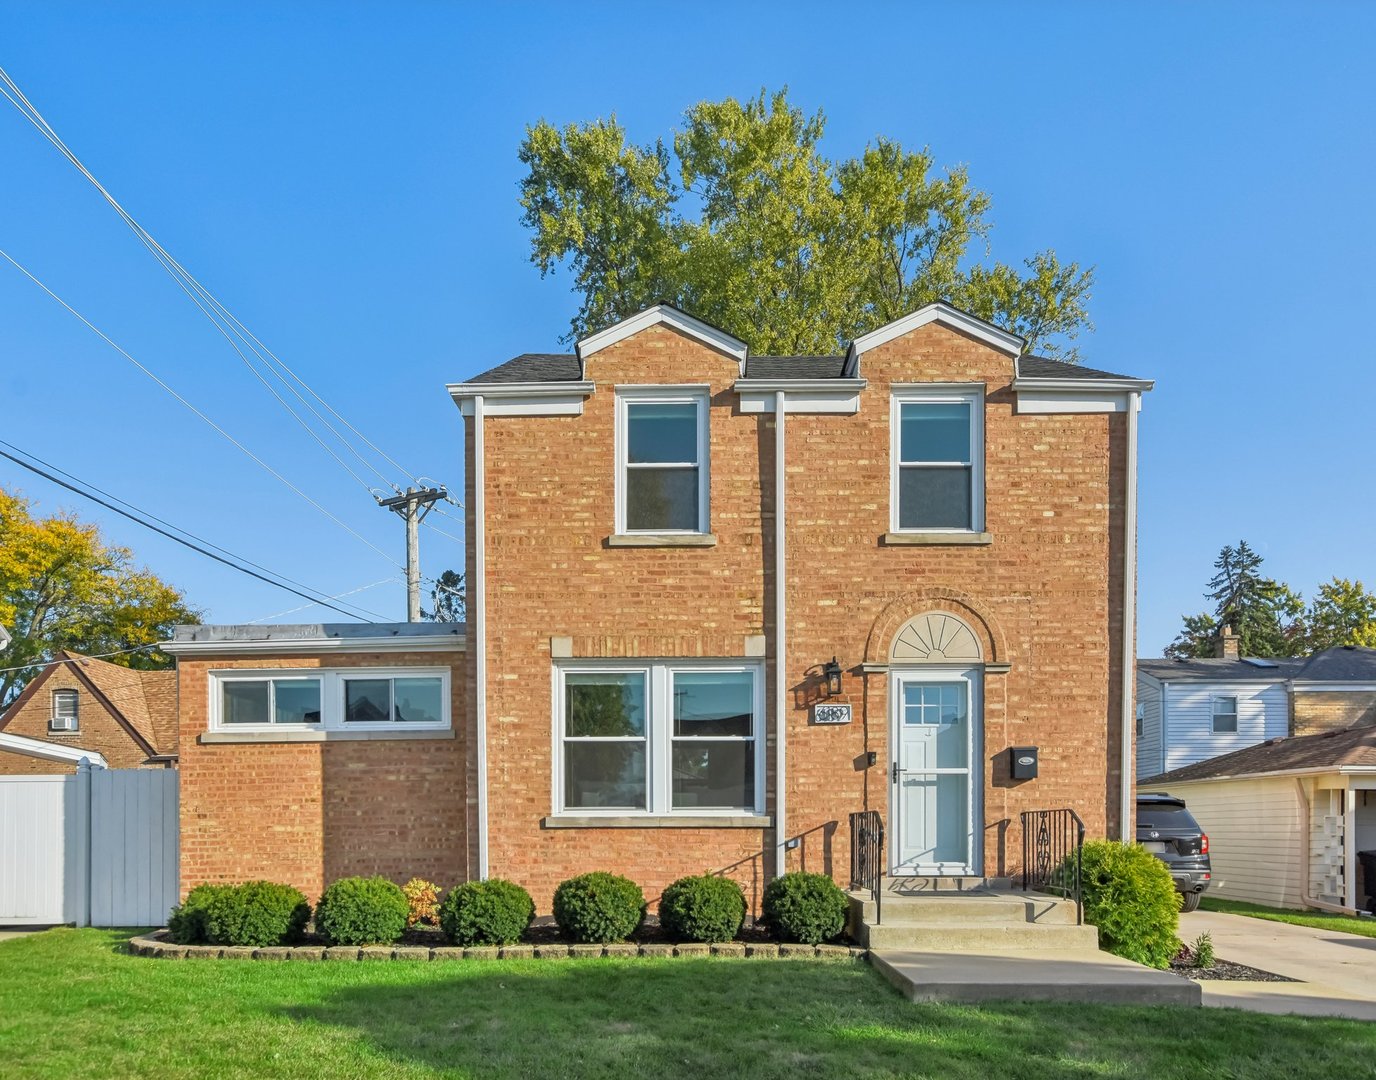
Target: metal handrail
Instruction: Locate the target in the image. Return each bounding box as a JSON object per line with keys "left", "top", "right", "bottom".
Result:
{"left": 1019, "top": 807, "right": 1086, "bottom": 925}
{"left": 849, "top": 809, "right": 884, "bottom": 925}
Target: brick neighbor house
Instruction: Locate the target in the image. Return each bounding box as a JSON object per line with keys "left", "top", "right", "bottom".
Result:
{"left": 166, "top": 301, "right": 1152, "bottom": 913}
{"left": 0, "top": 651, "right": 178, "bottom": 774}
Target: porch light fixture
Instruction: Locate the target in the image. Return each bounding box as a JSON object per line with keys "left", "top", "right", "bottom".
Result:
{"left": 823, "top": 656, "right": 843, "bottom": 697}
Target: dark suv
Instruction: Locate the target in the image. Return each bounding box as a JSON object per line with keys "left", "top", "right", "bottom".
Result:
{"left": 1136, "top": 793, "right": 1211, "bottom": 911}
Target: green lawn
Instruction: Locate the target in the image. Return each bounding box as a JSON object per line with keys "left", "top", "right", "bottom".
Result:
{"left": 2, "top": 929, "right": 1374, "bottom": 1079}
{"left": 1200, "top": 897, "right": 1376, "bottom": 939}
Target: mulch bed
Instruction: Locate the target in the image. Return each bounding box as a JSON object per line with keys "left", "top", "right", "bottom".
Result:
{"left": 1170, "top": 957, "right": 1298, "bottom": 982}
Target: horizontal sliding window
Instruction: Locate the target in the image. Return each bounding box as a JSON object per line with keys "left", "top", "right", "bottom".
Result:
{"left": 222, "top": 678, "right": 322, "bottom": 726}
{"left": 210, "top": 669, "right": 448, "bottom": 732}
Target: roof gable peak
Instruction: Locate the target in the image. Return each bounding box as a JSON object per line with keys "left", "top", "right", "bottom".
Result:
{"left": 845, "top": 302, "right": 1024, "bottom": 375}
{"left": 576, "top": 304, "right": 748, "bottom": 373}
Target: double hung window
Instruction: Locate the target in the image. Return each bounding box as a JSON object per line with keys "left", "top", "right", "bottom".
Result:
{"left": 557, "top": 662, "right": 761, "bottom": 815}
{"left": 892, "top": 390, "right": 983, "bottom": 532}
{"left": 617, "top": 391, "right": 709, "bottom": 534}
{"left": 50, "top": 689, "right": 79, "bottom": 732}
{"left": 1211, "top": 696, "right": 1238, "bottom": 734}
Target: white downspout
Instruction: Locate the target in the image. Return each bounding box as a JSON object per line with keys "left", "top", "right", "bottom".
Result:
{"left": 1120, "top": 392, "right": 1140, "bottom": 841}
{"left": 1294, "top": 778, "right": 1361, "bottom": 915}
{"left": 474, "top": 394, "right": 489, "bottom": 879}
{"left": 775, "top": 390, "right": 788, "bottom": 879}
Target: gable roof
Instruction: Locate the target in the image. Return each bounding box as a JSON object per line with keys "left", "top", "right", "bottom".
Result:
{"left": 1294, "top": 645, "right": 1376, "bottom": 682}
{"left": 0, "top": 651, "right": 178, "bottom": 760}
{"left": 575, "top": 304, "right": 748, "bottom": 370}
{"left": 1146, "top": 723, "right": 1376, "bottom": 784}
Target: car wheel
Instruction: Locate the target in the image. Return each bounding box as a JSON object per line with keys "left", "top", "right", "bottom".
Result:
{"left": 1180, "top": 891, "right": 1202, "bottom": 913}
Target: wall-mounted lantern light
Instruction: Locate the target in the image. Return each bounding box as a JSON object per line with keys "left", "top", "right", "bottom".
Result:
{"left": 823, "top": 656, "right": 843, "bottom": 697}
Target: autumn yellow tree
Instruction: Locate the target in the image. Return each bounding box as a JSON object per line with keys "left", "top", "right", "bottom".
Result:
{"left": 0, "top": 486, "right": 201, "bottom": 706}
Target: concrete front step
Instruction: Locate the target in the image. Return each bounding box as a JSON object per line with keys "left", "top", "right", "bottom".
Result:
{"left": 870, "top": 948, "right": 1202, "bottom": 1006}
{"left": 861, "top": 920, "right": 1100, "bottom": 952}
{"left": 851, "top": 892, "right": 1080, "bottom": 927}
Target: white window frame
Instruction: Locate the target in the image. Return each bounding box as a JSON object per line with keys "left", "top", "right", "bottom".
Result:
{"left": 1211, "top": 695, "right": 1239, "bottom": 735}
{"left": 615, "top": 386, "right": 710, "bottom": 535}
{"left": 208, "top": 667, "right": 451, "bottom": 734}
{"left": 50, "top": 689, "right": 79, "bottom": 733}
{"left": 552, "top": 659, "right": 764, "bottom": 817}
{"left": 890, "top": 386, "right": 984, "bottom": 534}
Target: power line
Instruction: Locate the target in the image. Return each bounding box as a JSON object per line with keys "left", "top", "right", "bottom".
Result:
{"left": 247, "top": 577, "right": 399, "bottom": 624}
{"left": 0, "top": 442, "right": 387, "bottom": 622}
{"left": 0, "top": 643, "right": 160, "bottom": 677}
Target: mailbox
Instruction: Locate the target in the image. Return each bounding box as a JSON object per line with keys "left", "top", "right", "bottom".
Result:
{"left": 1010, "top": 746, "right": 1039, "bottom": 780}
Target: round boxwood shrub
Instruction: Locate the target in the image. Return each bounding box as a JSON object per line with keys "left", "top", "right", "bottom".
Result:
{"left": 659, "top": 873, "right": 746, "bottom": 943}
{"left": 439, "top": 879, "right": 535, "bottom": 946}
{"left": 762, "top": 871, "right": 848, "bottom": 945}
{"left": 196, "top": 881, "right": 311, "bottom": 947}
{"left": 314, "top": 875, "right": 410, "bottom": 946}
{"left": 1075, "top": 840, "right": 1180, "bottom": 969}
{"left": 166, "top": 883, "right": 233, "bottom": 945}
{"left": 552, "top": 872, "right": 646, "bottom": 943}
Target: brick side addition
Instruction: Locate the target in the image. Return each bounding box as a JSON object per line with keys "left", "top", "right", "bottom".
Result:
{"left": 177, "top": 651, "right": 467, "bottom": 902}
{"left": 1292, "top": 691, "right": 1376, "bottom": 737}
{"left": 468, "top": 321, "right": 1131, "bottom": 913}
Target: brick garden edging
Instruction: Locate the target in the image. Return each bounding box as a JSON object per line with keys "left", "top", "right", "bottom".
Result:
{"left": 128, "top": 932, "right": 867, "bottom": 962}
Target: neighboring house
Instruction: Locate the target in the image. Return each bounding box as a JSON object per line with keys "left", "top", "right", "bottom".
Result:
{"left": 0, "top": 651, "right": 178, "bottom": 775}
{"left": 1146, "top": 726, "right": 1376, "bottom": 912}
{"left": 1136, "top": 643, "right": 1376, "bottom": 780}
{"left": 167, "top": 300, "right": 1153, "bottom": 911}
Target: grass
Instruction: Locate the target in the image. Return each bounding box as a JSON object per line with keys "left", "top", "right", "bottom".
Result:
{"left": 1199, "top": 896, "right": 1376, "bottom": 938}
{"left": 2, "top": 929, "right": 1375, "bottom": 1079}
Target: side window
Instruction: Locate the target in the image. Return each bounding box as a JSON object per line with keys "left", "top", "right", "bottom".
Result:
{"left": 50, "top": 689, "right": 79, "bottom": 732}
{"left": 1211, "top": 696, "right": 1238, "bottom": 734}
{"left": 618, "top": 393, "right": 708, "bottom": 534}
{"left": 893, "top": 391, "right": 983, "bottom": 532}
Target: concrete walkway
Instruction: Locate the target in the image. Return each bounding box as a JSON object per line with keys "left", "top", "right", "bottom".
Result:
{"left": 1180, "top": 910, "right": 1376, "bottom": 1020}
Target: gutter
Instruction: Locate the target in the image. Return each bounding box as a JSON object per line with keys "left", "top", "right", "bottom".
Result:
{"left": 774, "top": 390, "right": 788, "bottom": 880}
{"left": 1011, "top": 376, "right": 1156, "bottom": 393}
{"left": 1294, "top": 778, "right": 1362, "bottom": 915}
{"left": 1120, "top": 391, "right": 1141, "bottom": 841}
{"left": 473, "top": 393, "right": 490, "bottom": 879}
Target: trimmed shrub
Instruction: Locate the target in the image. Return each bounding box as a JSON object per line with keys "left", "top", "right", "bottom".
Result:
{"left": 1075, "top": 840, "right": 1180, "bottom": 969}
{"left": 659, "top": 873, "right": 746, "bottom": 943}
{"left": 761, "top": 872, "right": 848, "bottom": 944}
{"left": 194, "top": 881, "right": 310, "bottom": 947}
{"left": 439, "top": 879, "right": 535, "bottom": 946}
{"left": 166, "top": 884, "right": 233, "bottom": 945}
{"left": 314, "top": 876, "right": 410, "bottom": 946}
{"left": 402, "top": 877, "right": 441, "bottom": 928}
{"left": 553, "top": 872, "right": 646, "bottom": 943}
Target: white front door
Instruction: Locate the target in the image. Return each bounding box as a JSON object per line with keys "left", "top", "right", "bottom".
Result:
{"left": 890, "top": 669, "right": 980, "bottom": 875}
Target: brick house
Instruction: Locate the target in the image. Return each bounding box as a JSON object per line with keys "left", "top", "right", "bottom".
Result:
{"left": 168, "top": 301, "right": 1151, "bottom": 913}
{"left": 0, "top": 651, "right": 178, "bottom": 775}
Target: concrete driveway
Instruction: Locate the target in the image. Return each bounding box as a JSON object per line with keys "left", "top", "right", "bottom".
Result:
{"left": 1179, "top": 909, "right": 1376, "bottom": 1020}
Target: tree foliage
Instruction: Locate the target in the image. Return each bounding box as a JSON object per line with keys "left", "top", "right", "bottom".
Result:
{"left": 520, "top": 89, "right": 1094, "bottom": 359}
{"left": 1302, "top": 578, "right": 1376, "bottom": 652}
{"left": 423, "top": 569, "right": 466, "bottom": 623}
{"left": 0, "top": 486, "right": 200, "bottom": 706}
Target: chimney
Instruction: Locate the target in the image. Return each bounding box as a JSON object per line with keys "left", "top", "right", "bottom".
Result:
{"left": 1215, "top": 625, "right": 1240, "bottom": 659}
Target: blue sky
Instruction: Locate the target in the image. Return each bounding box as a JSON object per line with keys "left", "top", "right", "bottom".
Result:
{"left": 1, "top": 2, "right": 1372, "bottom": 652}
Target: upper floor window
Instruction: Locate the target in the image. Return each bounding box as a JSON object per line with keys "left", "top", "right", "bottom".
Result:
{"left": 210, "top": 668, "right": 449, "bottom": 733}
{"left": 1211, "top": 695, "right": 1238, "bottom": 734}
{"left": 891, "top": 389, "right": 984, "bottom": 532}
{"left": 616, "top": 390, "right": 709, "bottom": 534}
{"left": 50, "top": 689, "right": 79, "bottom": 732}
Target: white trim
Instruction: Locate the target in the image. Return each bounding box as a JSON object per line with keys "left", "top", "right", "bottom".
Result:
{"left": 449, "top": 382, "right": 594, "bottom": 418}
{"left": 0, "top": 731, "right": 107, "bottom": 768}
{"left": 1291, "top": 682, "right": 1376, "bottom": 692}
{"left": 848, "top": 303, "right": 1023, "bottom": 365}
{"left": 577, "top": 305, "right": 748, "bottom": 370}
{"left": 552, "top": 659, "right": 766, "bottom": 818}
{"left": 474, "top": 393, "right": 489, "bottom": 879}
{"left": 889, "top": 387, "right": 985, "bottom": 535}
{"left": 614, "top": 387, "right": 711, "bottom": 536}
{"left": 736, "top": 381, "right": 864, "bottom": 415}
{"left": 774, "top": 389, "right": 787, "bottom": 878}
{"left": 207, "top": 667, "right": 451, "bottom": 734}
{"left": 1014, "top": 391, "right": 1137, "bottom": 415}
{"left": 1120, "top": 391, "right": 1141, "bottom": 840}
{"left": 456, "top": 396, "right": 586, "bottom": 418}
{"left": 163, "top": 634, "right": 465, "bottom": 656}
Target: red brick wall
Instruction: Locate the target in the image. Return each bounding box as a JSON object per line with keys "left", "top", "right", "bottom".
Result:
{"left": 468, "top": 321, "right": 1132, "bottom": 912}
{"left": 0, "top": 664, "right": 152, "bottom": 774}
{"left": 177, "top": 650, "right": 467, "bottom": 902}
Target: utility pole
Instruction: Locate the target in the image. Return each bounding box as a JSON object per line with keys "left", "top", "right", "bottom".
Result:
{"left": 377, "top": 486, "right": 446, "bottom": 622}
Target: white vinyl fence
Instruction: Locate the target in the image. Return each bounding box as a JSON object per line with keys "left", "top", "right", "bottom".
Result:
{"left": 0, "top": 763, "right": 178, "bottom": 927}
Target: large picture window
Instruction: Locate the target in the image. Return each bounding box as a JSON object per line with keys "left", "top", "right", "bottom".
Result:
{"left": 210, "top": 668, "right": 449, "bottom": 733}
{"left": 556, "top": 662, "right": 762, "bottom": 815}
{"left": 892, "top": 389, "right": 983, "bottom": 532}
{"left": 617, "top": 391, "right": 709, "bottom": 534}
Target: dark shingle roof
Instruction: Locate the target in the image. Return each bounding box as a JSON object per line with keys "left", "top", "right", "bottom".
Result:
{"left": 742, "top": 355, "right": 848, "bottom": 380}
{"left": 1295, "top": 645, "right": 1376, "bottom": 682}
{"left": 468, "top": 353, "right": 581, "bottom": 384}
{"left": 1145, "top": 724, "right": 1376, "bottom": 784}
{"left": 1018, "top": 355, "right": 1140, "bottom": 380}
{"left": 1137, "top": 657, "right": 1306, "bottom": 682}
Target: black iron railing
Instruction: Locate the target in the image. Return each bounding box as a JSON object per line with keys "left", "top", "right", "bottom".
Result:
{"left": 849, "top": 809, "right": 884, "bottom": 925}
{"left": 1019, "top": 808, "right": 1086, "bottom": 925}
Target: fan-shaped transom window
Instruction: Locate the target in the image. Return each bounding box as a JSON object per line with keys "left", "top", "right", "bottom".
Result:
{"left": 890, "top": 612, "right": 982, "bottom": 663}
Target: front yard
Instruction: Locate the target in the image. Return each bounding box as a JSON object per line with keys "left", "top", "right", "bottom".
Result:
{"left": 2, "top": 929, "right": 1374, "bottom": 1079}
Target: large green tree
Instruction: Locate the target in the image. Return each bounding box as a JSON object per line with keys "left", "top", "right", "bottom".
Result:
{"left": 1301, "top": 578, "right": 1376, "bottom": 652}
{"left": 520, "top": 89, "right": 1094, "bottom": 358}
{"left": 0, "top": 486, "right": 201, "bottom": 706}
{"left": 1166, "top": 541, "right": 1304, "bottom": 659}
